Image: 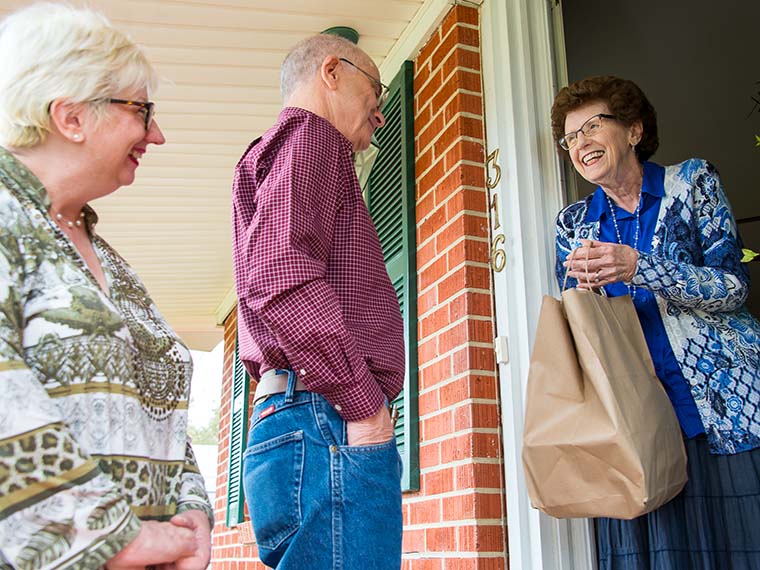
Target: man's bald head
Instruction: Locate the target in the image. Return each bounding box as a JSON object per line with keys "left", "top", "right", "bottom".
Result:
{"left": 280, "top": 34, "right": 373, "bottom": 101}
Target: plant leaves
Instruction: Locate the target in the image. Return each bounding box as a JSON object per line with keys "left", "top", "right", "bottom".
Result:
{"left": 741, "top": 248, "right": 759, "bottom": 263}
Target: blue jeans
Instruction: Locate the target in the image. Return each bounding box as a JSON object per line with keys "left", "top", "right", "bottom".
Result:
{"left": 242, "top": 374, "right": 403, "bottom": 570}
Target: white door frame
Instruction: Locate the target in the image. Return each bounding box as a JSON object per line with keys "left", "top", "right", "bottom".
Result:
{"left": 480, "top": 0, "right": 596, "bottom": 568}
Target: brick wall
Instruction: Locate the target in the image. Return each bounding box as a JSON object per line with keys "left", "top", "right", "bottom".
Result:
{"left": 211, "top": 308, "right": 266, "bottom": 569}
{"left": 210, "top": 4, "right": 507, "bottom": 569}
{"left": 404, "top": 4, "right": 506, "bottom": 569}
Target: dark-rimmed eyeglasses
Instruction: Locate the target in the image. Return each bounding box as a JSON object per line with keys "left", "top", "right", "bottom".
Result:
{"left": 339, "top": 57, "right": 390, "bottom": 109}
{"left": 108, "top": 98, "right": 155, "bottom": 130}
{"left": 559, "top": 113, "right": 616, "bottom": 150}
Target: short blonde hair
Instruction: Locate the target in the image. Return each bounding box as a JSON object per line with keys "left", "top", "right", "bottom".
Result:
{"left": 281, "top": 34, "right": 368, "bottom": 101}
{"left": 0, "top": 3, "right": 159, "bottom": 148}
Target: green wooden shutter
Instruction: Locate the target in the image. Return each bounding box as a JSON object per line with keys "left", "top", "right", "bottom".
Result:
{"left": 367, "top": 60, "right": 419, "bottom": 492}
{"left": 226, "top": 339, "right": 250, "bottom": 526}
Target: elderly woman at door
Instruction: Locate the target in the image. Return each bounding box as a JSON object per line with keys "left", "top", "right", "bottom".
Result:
{"left": 551, "top": 75, "right": 760, "bottom": 569}
{"left": 0, "top": 4, "right": 212, "bottom": 568}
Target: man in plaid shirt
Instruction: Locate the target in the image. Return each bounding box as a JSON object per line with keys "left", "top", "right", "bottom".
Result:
{"left": 232, "top": 34, "right": 406, "bottom": 569}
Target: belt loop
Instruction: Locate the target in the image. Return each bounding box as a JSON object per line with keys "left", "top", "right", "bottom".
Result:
{"left": 283, "top": 369, "right": 297, "bottom": 403}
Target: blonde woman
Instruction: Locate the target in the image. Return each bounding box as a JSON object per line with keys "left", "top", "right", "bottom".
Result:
{"left": 0, "top": 4, "right": 211, "bottom": 568}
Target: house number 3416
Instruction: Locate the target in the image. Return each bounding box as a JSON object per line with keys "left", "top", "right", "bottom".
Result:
{"left": 486, "top": 148, "right": 506, "bottom": 273}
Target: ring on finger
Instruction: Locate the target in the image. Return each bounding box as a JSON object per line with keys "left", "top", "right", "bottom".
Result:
{"left": 594, "top": 270, "right": 600, "bottom": 283}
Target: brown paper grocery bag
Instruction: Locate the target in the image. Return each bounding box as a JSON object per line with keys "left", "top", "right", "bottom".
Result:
{"left": 522, "top": 288, "right": 687, "bottom": 519}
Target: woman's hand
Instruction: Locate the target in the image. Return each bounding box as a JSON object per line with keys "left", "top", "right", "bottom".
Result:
{"left": 105, "top": 520, "right": 197, "bottom": 570}
{"left": 158, "top": 510, "right": 212, "bottom": 570}
{"left": 563, "top": 239, "right": 638, "bottom": 289}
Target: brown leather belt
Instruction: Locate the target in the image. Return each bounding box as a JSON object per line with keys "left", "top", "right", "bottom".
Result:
{"left": 253, "top": 369, "right": 307, "bottom": 406}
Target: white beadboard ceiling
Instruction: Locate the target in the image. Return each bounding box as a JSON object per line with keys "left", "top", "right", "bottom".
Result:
{"left": 0, "top": 0, "right": 431, "bottom": 349}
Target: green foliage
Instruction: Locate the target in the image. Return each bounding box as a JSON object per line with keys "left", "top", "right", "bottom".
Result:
{"left": 188, "top": 405, "right": 220, "bottom": 445}
{"left": 742, "top": 248, "right": 759, "bottom": 263}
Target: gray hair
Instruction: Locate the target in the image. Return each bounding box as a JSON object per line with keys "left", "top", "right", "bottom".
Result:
{"left": 0, "top": 3, "right": 159, "bottom": 148}
{"left": 280, "top": 34, "right": 368, "bottom": 101}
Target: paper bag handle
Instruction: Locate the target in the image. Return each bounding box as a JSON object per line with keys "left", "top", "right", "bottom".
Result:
{"left": 562, "top": 245, "right": 604, "bottom": 294}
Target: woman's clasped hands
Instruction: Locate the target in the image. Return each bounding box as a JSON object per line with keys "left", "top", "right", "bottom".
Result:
{"left": 563, "top": 239, "right": 639, "bottom": 288}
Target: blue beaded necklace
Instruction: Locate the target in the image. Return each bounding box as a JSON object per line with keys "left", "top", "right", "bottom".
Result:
{"left": 605, "top": 190, "right": 642, "bottom": 299}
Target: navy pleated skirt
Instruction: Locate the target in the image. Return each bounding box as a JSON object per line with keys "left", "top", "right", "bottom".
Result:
{"left": 596, "top": 436, "right": 760, "bottom": 570}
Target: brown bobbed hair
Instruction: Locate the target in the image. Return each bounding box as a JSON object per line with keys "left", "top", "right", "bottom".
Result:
{"left": 550, "top": 75, "right": 659, "bottom": 162}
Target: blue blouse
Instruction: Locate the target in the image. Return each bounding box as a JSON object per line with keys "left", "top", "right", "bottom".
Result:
{"left": 586, "top": 162, "right": 705, "bottom": 437}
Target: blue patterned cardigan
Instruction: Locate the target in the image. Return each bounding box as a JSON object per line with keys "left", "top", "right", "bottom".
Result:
{"left": 555, "top": 158, "right": 760, "bottom": 455}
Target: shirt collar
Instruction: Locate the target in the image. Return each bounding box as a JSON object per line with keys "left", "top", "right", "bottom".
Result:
{"left": 586, "top": 161, "right": 665, "bottom": 222}
{"left": 0, "top": 146, "right": 99, "bottom": 229}
{"left": 280, "top": 106, "right": 354, "bottom": 155}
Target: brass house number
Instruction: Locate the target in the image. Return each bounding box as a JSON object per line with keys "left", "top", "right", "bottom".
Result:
{"left": 486, "top": 148, "right": 506, "bottom": 273}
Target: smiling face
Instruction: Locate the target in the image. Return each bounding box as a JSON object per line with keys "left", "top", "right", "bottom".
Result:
{"left": 85, "top": 88, "right": 165, "bottom": 195}
{"left": 564, "top": 100, "right": 642, "bottom": 189}
{"left": 331, "top": 56, "right": 386, "bottom": 152}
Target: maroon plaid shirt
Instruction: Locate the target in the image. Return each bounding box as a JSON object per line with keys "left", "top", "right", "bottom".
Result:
{"left": 231, "top": 107, "right": 405, "bottom": 421}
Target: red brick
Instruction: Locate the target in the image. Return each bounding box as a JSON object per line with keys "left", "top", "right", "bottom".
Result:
{"left": 416, "top": 189, "right": 435, "bottom": 220}
{"left": 420, "top": 256, "right": 448, "bottom": 290}
{"left": 441, "top": 4, "right": 479, "bottom": 38}
{"left": 468, "top": 319, "right": 494, "bottom": 344}
{"left": 434, "top": 116, "right": 484, "bottom": 158}
{"left": 417, "top": 287, "right": 438, "bottom": 316}
{"left": 422, "top": 409, "right": 453, "bottom": 440}
{"left": 407, "top": 559, "right": 443, "bottom": 570}
{"left": 416, "top": 146, "right": 434, "bottom": 177}
{"left": 415, "top": 102, "right": 432, "bottom": 134}
{"left": 464, "top": 265, "right": 491, "bottom": 289}
{"left": 414, "top": 58, "right": 434, "bottom": 94}
{"left": 409, "top": 497, "right": 442, "bottom": 525}
{"left": 418, "top": 111, "right": 444, "bottom": 155}
{"left": 419, "top": 158, "right": 447, "bottom": 198}
{"left": 438, "top": 267, "right": 466, "bottom": 303}
{"left": 419, "top": 356, "right": 453, "bottom": 387}
{"left": 442, "top": 46, "right": 482, "bottom": 79}
{"left": 447, "top": 238, "right": 490, "bottom": 270}
{"left": 442, "top": 492, "right": 475, "bottom": 519}
{"left": 420, "top": 304, "right": 449, "bottom": 338}
{"left": 440, "top": 374, "right": 497, "bottom": 406}
{"left": 426, "top": 525, "right": 457, "bottom": 551}
{"left": 417, "top": 28, "right": 442, "bottom": 69}
{"left": 443, "top": 140, "right": 485, "bottom": 172}
{"left": 417, "top": 238, "right": 437, "bottom": 270}
{"left": 438, "top": 321, "right": 468, "bottom": 354}
{"left": 455, "top": 462, "right": 504, "bottom": 491}
{"left": 419, "top": 441, "right": 441, "bottom": 469}
{"left": 403, "top": 528, "right": 426, "bottom": 552}
{"left": 444, "top": 93, "right": 484, "bottom": 123}
{"left": 454, "top": 403, "right": 500, "bottom": 431}
{"left": 453, "top": 346, "right": 496, "bottom": 375}
{"left": 418, "top": 388, "right": 440, "bottom": 416}
{"left": 418, "top": 205, "right": 447, "bottom": 243}
{"left": 458, "top": 525, "right": 505, "bottom": 552}
{"left": 423, "top": 466, "right": 456, "bottom": 495}
{"left": 436, "top": 217, "right": 467, "bottom": 253}
{"left": 418, "top": 337, "right": 439, "bottom": 365}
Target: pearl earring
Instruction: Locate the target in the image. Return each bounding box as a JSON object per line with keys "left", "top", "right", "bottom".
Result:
{"left": 73, "top": 133, "right": 81, "bottom": 141}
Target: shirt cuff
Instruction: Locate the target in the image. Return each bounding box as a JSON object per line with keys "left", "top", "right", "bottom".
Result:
{"left": 322, "top": 374, "right": 386, "bottom": 422}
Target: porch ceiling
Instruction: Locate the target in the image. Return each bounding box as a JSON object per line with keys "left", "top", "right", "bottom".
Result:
{"left": 0, "top": 0, "right": 429, "bottom": 349}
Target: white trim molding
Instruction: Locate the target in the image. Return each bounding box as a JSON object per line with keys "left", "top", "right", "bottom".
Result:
{"left": 480, "top": 0, "right": 595, "bottom": 568}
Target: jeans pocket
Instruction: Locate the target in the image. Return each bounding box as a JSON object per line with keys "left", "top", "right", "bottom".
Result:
{"left": 243, "top": 430, "right": 305, "bottom": 551}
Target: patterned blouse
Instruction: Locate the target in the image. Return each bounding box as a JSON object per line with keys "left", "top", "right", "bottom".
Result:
{"left": 0, "top": 148, "right": 212, "bottom": 569}
{"left": 556, "top": 158, "right": 760, "bottom": 455}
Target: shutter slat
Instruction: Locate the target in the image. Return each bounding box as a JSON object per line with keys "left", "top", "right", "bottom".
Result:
{"left": 225, "top": 341, "right": 250, "bottom": 526}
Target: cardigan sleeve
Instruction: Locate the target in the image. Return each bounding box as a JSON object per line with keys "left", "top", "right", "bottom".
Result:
{"left": 631, "top": 159, "right": 749, "bottom": 313}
